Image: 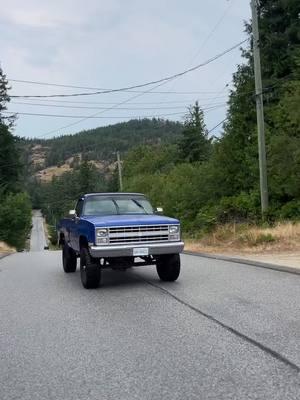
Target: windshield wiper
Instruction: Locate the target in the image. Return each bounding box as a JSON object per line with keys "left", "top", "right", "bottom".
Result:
{"left": 132, "top": 199, "right": 149, "bottom": 214}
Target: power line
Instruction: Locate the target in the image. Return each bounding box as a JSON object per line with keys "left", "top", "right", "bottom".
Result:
{"left": 34, "top": 77, "right": 182, "bottom": 138}
{"left": 11, "top": 96, "right": 228, "bottom": 105}
{"left": 8, "top": 79, "right": 235, "bottom": 96}
{"left": 10, "top": 100, "right": 226, "bottom": 111}
{"left": 10, "top": 40, "right": 248, "bottom": 139}
{"left": 3, "top": 110, "right": 186, "bottom": 119}
{"left": 3, "top": 75, "right": 292, "bottom": 139}
{"left": 189, "top": 1, "right": 236, "bottom": 65}
{"left": 207, "top": 117, "right": 228, "bottom": 134}
{"left": 10, "top": 40, "right": 248, "bottom": 99}
{"left": 147, "top": 0, "right": 236, "bottom": 116}
{"left": 9, "top": 80, "right": 108, "bottom": 91}
{"left": 3, "top": 104, "right": 226, "bottom": 120}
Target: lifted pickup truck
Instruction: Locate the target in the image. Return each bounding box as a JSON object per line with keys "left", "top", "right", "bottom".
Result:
{"left": 57, "top": 193, "right": 184, "bottom": 289}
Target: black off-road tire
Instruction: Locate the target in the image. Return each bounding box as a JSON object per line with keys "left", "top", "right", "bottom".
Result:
{"left": 156, "top": 254, "right": 181, "bottom": 281}
{"left": 62, "top": 244, "right": 77, "bottom": 273}
{"left": 80, "top": 247, "right": 101, "bottom": 289}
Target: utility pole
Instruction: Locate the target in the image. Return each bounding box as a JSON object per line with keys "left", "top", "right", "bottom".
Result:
{"left": 251, "top": 0, "right": 268, "bottom": 214}
{"left": 116, "top": 151, "right": 123, "bottom": 191}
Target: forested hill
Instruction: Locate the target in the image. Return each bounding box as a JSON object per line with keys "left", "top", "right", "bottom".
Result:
{"left": 24, "top": 118, "right": 183, "bottom": 168}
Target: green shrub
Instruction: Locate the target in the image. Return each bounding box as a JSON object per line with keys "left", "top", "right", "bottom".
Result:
{"left": 0, "top": 192, "right": 32, "bottom": 250}
{"left": 238, "top": 232, "right": 276, "bottom": 246}
{"left": 216, "top": 192, "right": 261, "bottom": 223}
{"left": 255, "top": 233, "right": 276, "bottom": 245}
{"left": 194, "top": 206, "right": 218, "bottom": 232}
{"left": 48, "top": 225, "right": 58, "bottom": 246}
{"left": 193, "top": 192, "right": 261, "bottom": 233}
{"left": 277, "top": 200, "right": 300, "bottom": 220}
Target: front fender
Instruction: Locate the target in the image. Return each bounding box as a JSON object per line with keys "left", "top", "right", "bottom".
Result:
{"left": 77, "top": 219, "right": 95, "bottom": 247}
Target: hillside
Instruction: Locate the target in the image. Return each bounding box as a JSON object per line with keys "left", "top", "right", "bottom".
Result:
{"left": 23, "top": 119, "right": 183, "bottom": 179}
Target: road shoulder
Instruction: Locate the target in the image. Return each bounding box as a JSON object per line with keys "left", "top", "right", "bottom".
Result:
{"left": 184, "top": 251, "right": 300, "bottom": 275}
{"left": 0, "top": 252, "right": 13, "bottom": 260}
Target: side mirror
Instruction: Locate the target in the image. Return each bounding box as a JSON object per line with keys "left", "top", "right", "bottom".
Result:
{"left": 156, "top": 207, "right": 164, "bottom": 215}
{"left": 69, "top": 209, "right": 76, "bottom": 217}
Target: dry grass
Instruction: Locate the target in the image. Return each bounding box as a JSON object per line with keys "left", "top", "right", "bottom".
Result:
{"left": 35, "top": 164, "right": 72, "bottom": 182}
{"left": 0, "top": 241, "right": 16, "bottom": 254}
{"left": 185, "top": 221, "right": 300, "bottom": 255}
{"left": 35, "top": 157, "right": 113, "bottom": 183}
{"left": 30, "top": 145, "right": 48, "bottom": 166}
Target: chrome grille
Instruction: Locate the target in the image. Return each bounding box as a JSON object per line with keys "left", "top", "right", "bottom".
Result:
{"left": 108, "top": 225, "right": 169, "bottom": 244}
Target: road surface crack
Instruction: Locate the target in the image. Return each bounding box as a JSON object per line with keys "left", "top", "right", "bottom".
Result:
{"left": 139, "top": 277, "right": 300, "bottom": 374}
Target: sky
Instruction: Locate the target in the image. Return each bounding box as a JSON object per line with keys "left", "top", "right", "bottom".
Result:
{"left": 0, "top": 0, "right": 251, "bottom": 139}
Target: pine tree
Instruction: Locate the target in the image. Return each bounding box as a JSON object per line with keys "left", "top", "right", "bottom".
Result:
{"left": 0, "top": 66, "right": 20, "bottom": 192}
{"left": 179, "top": 101, "right": 211, "bottom": 163}
{"left": 210, "top": 0, "right": 300, "bottom": 200}
{"left": 0, "top": 65, "right": 15, "bottom": 127}
{"left": 0, "top": 123, "right": 21, "bottom": 193}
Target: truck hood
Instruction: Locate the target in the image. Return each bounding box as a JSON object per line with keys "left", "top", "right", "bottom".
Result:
{"left": 81, "top": 214, "right": 179, "bottom": 227}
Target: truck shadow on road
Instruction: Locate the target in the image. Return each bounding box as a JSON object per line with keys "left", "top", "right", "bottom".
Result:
{"left": 62, "top": 267, "right": 157, "bottom": 290}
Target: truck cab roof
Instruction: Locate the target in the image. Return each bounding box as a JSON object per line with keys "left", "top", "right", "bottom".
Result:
{"left": 83, "top": 192, "right": 145, "bottom": 198}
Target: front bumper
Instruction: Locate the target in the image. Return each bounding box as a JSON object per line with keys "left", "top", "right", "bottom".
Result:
{"left": 89, "top": 241, "right": 184, "bottom": 258}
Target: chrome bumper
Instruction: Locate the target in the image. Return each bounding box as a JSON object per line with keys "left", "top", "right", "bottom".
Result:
{"left": 89, "top": 241, "right": 184, "bottom": 258}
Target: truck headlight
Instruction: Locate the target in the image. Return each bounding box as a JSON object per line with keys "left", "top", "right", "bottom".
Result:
{"left": 169, "top": 225, "right": 179, "bottom": 234}
{"left": 96, "top": 228, "right": 108, "bottom": 237}
{"left": 169, "top": 225, "right": 180, "bottom": 241}
{"left": 96, "top": 228, "right": 109, "bottom": 245}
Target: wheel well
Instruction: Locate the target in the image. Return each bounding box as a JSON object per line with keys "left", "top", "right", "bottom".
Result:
{"left": 79, "top": 235, "right": 88, "bottom": 249}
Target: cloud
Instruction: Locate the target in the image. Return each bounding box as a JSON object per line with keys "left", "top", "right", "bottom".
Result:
{"left": 1, "top": 0, "right": 121, "bottom": 28}
{"left": 0, "top": 0, "right": 251, "bottom": 138}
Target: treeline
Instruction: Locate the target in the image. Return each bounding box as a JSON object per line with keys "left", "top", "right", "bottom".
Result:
{"left": 0, "top": 68, "right": 32, "bottom": 250}
{"left": 24, "top": 119, "right": 183, "bottom": 168}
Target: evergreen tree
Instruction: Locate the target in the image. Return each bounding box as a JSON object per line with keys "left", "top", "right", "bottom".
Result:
{"left": 0, "top": 65, "right": 31, "bottom": 249}
{"left": 0, "top": 123, "right": 21, "bottom": 193}
{"left": 0, "top": 66, "right": 21, "bottom": 192}
{"left": 210, "top": 0, "right": 300, "bottom": 200}
{"left": 179, "top": 101, "right": 211, "bottom": 163}
{"left": 77, "top": 161, "right": 103, "bottom": 194}
{"left": 0, "top": 65, "right": 14, "bottom": 127}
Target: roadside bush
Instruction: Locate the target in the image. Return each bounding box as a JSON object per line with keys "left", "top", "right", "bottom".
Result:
{"left": 194, "top": 205, "right": 219, "bottom": 232}
{"left": 255, "top": 233, "right": 276, "bottom": 245}
{"left": 277, "top": 200, "right": 300, "bottom": 220}
{"left": 238, "top": 232, "right": 276, "bottom": 246}
{"left": 48, "top": 225, "right": 58, "bottom": 246}
{"left": 216, "top": 192, "right": 261, "bottom": 223}
{"left": 0, "top": 192, "right": 32, "bottom": 250}
{"left": 194, "top": 192, "right": 261, "bottom": 233}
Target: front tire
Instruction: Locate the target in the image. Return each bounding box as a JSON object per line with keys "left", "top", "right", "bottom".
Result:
{"left": 156, "top": 254, "right": 180, "bottom": 281}
{"left": 62, "top": 244, "right": 77, "bottom": 273}
{"left": 80, "top": 247, "right": 101, "bottom": 289}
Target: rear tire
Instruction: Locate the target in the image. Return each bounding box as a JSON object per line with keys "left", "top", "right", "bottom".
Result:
{"left": 80, "top": 247, "right": 101, "bottom": 289}
{"left": 62, "top": 244, "right": 77, "bottom": 273}
{"left": 156, "top": 254, "right": 180, "bottom": 281}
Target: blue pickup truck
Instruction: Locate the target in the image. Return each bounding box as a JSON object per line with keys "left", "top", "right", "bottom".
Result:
{"left": 57, "top": 192, "right": 184, "bottom": 289}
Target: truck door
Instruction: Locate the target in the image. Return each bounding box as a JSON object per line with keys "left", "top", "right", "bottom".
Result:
{"left": 70, "top": 198, "right": 84, "bottom": 251}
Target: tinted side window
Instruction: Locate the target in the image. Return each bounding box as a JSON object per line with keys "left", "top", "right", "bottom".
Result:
{"left": 75, "top": 199, "right": 84, "bottom": 216}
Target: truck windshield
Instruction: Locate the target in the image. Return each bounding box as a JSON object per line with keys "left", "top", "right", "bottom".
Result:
{"left": 83, "top": 196, "right": 154, "bottom": 216}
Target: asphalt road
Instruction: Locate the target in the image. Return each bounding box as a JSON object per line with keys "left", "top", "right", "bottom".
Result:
{"left": 30, "top": 210, "right": 48, "bottom": 251}
{"left": 0, "top": 220, "right": 299, "bottom": 399}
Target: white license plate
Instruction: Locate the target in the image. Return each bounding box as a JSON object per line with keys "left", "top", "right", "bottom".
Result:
{"left": 133, "top": 247, "right": 149, "bottom": 256}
